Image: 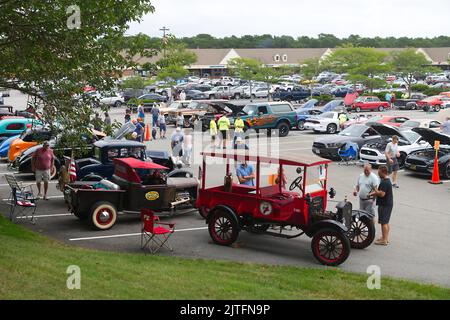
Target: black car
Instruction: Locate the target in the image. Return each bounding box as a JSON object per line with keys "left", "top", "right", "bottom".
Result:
{"left": 122, "top": 89, "right": 144, "bottom": 102}
{"left": 128, "top": 93, "right": 168, "bottom": 111}
{"left": 185, "top": 90, "right": 207, "bottom": 100}
{"left": 404, "top": 128, "right": 450, "bottom": 179}
{"left": 312, "top": 124, "right": 381, "bottom": 159}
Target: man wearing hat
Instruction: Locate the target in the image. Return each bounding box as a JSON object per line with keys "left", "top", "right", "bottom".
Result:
{"left": 31, "top": 141, "right": 55, "bottom": 200}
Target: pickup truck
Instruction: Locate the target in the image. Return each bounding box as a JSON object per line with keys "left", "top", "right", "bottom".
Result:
{"left": 272, "top": 86, "right": 312, "bottom": 102}
{"left": 238, "top": 102, "right": 297, "bottom": 137}
{"left": 204, "top": 86, "right": 232, "bottom": 100}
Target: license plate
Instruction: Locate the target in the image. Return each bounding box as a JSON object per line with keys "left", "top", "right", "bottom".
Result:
{"left": 410, "top": 164, "right": 416, "bottom": 170}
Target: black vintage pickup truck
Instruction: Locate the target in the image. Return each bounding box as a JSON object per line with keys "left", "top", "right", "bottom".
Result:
{"left": 272, "top": 86, "right": 313, "bottom": 102}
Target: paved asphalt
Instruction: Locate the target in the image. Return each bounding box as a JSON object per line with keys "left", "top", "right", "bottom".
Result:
{"left": 1, "top": 91, "right": 449, "bottom": 287}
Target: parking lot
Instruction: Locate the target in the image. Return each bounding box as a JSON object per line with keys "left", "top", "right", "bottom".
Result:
{"left": 1, "top": 91, "right": 449, "bottom": 287}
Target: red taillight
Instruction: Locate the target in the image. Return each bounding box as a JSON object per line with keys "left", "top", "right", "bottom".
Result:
{"left": 26, "top": 123, "right": 32, "bottom": 128}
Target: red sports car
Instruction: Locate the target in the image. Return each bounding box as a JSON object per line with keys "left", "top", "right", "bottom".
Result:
{"left": 416, "top": 95, "right": 450, "bottom": 112}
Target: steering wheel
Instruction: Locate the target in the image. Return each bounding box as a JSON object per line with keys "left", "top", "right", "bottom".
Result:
{"left": 289, "top": 176, "right": 303, "bottom": 192}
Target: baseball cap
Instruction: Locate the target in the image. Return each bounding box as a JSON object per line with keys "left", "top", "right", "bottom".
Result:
{"left": 43, "top": 141, "right": 50, "bottom": 146}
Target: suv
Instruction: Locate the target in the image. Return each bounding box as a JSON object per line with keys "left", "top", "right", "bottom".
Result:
{"left": 204, "top": 86, "right": 232, "bottom": 100}
{"left": 239, "top": 102, "right": 297, "bottom": 137}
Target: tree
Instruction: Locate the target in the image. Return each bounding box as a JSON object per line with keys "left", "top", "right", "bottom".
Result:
{"left": 298, "top": 58, "right": 323, "bottom": 97}
{"left": 324, "top": 47, "right": 392, "bottom": 92}
{"left": 390, "top": 48, "right": 440, "bottom": 96}
{"left": 0, "top": 1, "right": 155, "bottom": 149}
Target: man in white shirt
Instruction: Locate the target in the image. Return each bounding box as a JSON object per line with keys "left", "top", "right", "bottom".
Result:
{"left": 441, "top": 117, "right": 450, "bottom": 135}
{"left": 353, "top": 163, "right": 380, "bottom": 217}
{"left": 385, "top": 135, "right": 400, "bottom": 188}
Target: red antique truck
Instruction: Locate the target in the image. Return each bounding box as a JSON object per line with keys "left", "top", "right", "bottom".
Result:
{"left": 196, "top": 151, "right": 375, "bottom": 266}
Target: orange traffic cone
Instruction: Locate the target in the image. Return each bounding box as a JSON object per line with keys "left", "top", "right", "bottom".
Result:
{"left": 144, "top": 124, "right": 151, "bottom": 141}
{"left": 429, "top": 156, "right": 442, "bottom": 184}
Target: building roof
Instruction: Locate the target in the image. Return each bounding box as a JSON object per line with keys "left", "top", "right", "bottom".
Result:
{"left": 421, "top": 48, "right": 450, "bottom": 64}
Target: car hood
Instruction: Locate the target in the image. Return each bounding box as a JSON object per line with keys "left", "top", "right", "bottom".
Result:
{"left": 412, "top": 127, "right": 450, "bottom": 146}
{"left": 314, "top": 135, "right": 354, "bottom": 145}
{"left": 321, "top": 100, "right": 343, "bottom": 113}
{"left": 297, "top": 99, "right": 318, "bottom": 111}
{"left": 366, "top": 123, "right": 407, "bottom": 140}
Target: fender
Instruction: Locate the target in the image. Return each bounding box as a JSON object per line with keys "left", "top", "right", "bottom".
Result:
{"left": 206, "top": 205, "right": 241, "bottom": 230}
{"left": 167, "top": 169, "right": 193, "bottom": 178}
{"left": 275, "top": 118, "right": 293, "bottom": 128}
{"left": 352, "top": 209, "right": 375, "bottom": 220}
{"left": 305, "top": 219, "right": 348, "bottom": 238}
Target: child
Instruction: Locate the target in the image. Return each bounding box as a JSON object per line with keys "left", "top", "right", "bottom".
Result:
{"left": 57, "top": 165, "right": 70, "bottom": 192}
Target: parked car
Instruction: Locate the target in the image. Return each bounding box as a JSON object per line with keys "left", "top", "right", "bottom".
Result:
{"left": 167, "top": 100, "right": 229, "bottom": 128}
{"left": 0, "top": 135, "right": 19, "bottom": 158}
{"left": 122, "top": 88, "right": 144, "bottom": 102}
{"left": 396, "top": 93, "right": 428, "bottom": 110}
{"left": 416, "top": 95, "right": 450, "bottom": 112}
{"left": 8, "top": 128, "right": 54, "bottom": 162}
{"left": 304, "top": 111, "right": 346, "bottom": 134}
{"left": 195, "top": 102, "right": 244, "bottom": 131}
{"left": 0, "top": 87, "right": 10, "bottom": 97}
{"left": 64, "top": 157, "right": 198, "bottom": 230}
{"left": 0, "top": 118, "right": 41, "bottom": 143}
{"left": 128, "top": 93, "right": 168, "bottom": 111}
{"left": 399, "top": 119, "right": 443, "bottom": 131}
{"left": 404, "top": 128, "right": 450, "bottom": 179}
{"left": 272, "top": 86, "right": 312, "bottom": 102}
{"left": 98, "top": 92, "right": 125, "bottom": 108}
{"left": 366, "top": 115, "right": 410, "bottom": 127}
{"left": 238, "top": 102, "right": 298, "bottom": 137}
{"left": 160, "top": 101, "right": 191, "bottom": 120}
{"left": 204, "top": 86, "right": 233, "bottom": 100}
{"left": 185, "top": 90, "right": 208, "bottom": 100}
{"left": 244, "top": 87, "right": 270, "bottom": 99}
{"left": 349, "top": 96, "right": 390, "bottom": 112}
{"left": 312, "top": 124, "right": 382, "bottom": 159}
{"left": 331, "top": 86, "right": 354, "bottom": 98}
{"left": 359, "top": 123, "right": 430, "bottom": 168}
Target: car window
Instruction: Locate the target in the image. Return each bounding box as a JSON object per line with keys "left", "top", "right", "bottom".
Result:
{"left": 402, "top": 120, "right": 419, "bottom": 128}
{"left": 393, "top": 117, "right": 408, "bottom": 123}
{"left": 429, "top": 121, "right": 441, "bottom": 128}
{"left": 107, "top": 148, "right": 119, "bottom": 161}
{"left": 271, "top": 104, "right": 292, "bottom": 113}
{"left": 258, "top": 106, "right": 268, "bottom": 114}
{"left": 6, "top": 123, "right": 25, "bottom": 130}
{"left": 363, "top": 128, "right": 379, "bottom": 137}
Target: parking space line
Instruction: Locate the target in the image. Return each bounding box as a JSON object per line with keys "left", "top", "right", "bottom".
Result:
{"left": 0, "top": 181, "right": 59, "bottom": 188}
{"left": 15, "top": 213, "right": 73, "bottom": 219}
{"left": 69, "top": 226, "right": 208, "bottom": 242}
{"left": 1, "top": 195, "right": 64, "bottom": 201}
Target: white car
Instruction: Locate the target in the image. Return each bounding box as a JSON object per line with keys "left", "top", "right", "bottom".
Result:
{"left": 400, "top": 119, "right": 442, "bottom": 131}
{"left": 360, "top": 123, "right": 430, "bottom": 167}
{"left": 99, "top": 92, "right": 125, "bottom": 107}
{"left": 304, "top": 111, "right": 344, "bottom": 134}
{"left": 244, "top": 87, "right": 269, "bottom": 99}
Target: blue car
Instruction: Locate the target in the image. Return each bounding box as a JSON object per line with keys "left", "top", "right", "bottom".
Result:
{"left": 0, "top": 134, "right": 19, "bottom": 158}
{"left": 0, "top": 118, "right": 40, "bottom": 143}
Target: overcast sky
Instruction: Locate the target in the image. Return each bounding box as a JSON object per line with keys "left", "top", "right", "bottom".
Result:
{"left": 127, "top": 0, "right": 450, "bottom": 38}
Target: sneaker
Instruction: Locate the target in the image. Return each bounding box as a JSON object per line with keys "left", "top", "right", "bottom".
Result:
{"left": 374, "top": 239, "right": 388, "bottom": 246}
{"left": 43, "top": 196, "right": 49, "bottom": 201}
{"left": 36, "top": 193, "right": 42, "bottom": 199}
{"left": 393, "top": 184, "right": 399, "bottom": 189}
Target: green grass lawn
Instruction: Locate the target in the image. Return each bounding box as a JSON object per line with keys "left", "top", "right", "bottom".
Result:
{"left": 0, "top": 215, "right": 449, "bottom": 300}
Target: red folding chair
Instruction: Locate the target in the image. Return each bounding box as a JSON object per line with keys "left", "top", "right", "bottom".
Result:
{"left": 140, "top": 209, "right": 175, "bottom": 253}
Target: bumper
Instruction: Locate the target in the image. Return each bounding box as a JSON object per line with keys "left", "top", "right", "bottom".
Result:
{"left": 359, "top": 150, "right": 387, "bottom": 166}
{"left": 304, "top": 123, "right": 327, "bottom": 132}
{"left": 404, "top": 162, "right": 433, "bottom": 175}
{"left": 312, "top": 147, "right": 340, "bottom": 159}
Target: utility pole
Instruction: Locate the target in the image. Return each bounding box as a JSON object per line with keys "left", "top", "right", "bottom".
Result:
{"left": 160, "top": 26, "right": 170, "bottom": 57}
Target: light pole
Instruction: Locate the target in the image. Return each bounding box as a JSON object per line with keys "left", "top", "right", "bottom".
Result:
{"left": 159, "top": 26, "right": 170, "bottom": 57}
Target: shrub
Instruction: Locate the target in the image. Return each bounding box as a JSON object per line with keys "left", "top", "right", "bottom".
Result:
{"left": 410, "top": 84, "right": 429, "bottom": 92}
{"left": 423, "top": 87, "right": 443, "bottom": 96}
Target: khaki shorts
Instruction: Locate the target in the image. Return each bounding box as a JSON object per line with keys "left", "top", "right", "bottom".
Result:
{"left": 35, "top": 169, "right": 51, "bottom": 183}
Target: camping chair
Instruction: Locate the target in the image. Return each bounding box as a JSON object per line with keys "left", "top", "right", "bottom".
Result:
{"left": 140, "top": 208, "right": 175, "bottom": 254}
{"left": 338, "top": 142, "right": 359, "bottom": 165}
{"left": 4, "top": 174, "right": 37, "bottom": 223}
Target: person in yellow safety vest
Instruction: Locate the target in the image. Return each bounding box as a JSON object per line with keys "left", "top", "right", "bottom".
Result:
{"left": 233, "top": 115, "right": 245, "bottom": 146}
{"left": 217, "top": 114, "right": 230, "bottom": 149}
{"left": 338, "top": 113, "right": 348, "bottom": 129}
{"left": 209, "top": 119, "right": 218, "bottom": 149}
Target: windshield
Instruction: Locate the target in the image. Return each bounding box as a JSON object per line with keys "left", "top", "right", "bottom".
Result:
{"left": 339, "top": 125, "right": 367, "bottom": 137}
{"left": 402, "top": 120, "right": 420, "bottom": 128}
{"left": 402, "top": 131, "right": 420, "bottom": 143}
{"left": 242, "top": 105, "right": 258, "bottom": 115}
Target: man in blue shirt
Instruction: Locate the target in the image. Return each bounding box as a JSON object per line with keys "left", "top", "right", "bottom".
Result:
{"left": 236, "top": 161, "right": 255, "bottom": 186}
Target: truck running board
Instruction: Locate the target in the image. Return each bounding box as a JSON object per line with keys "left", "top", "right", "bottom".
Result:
{"left": 262, "top": 230, "right": 305, "bottom": 239}
{"left": 170, "top": 197, "right": 191, "bottom": 207}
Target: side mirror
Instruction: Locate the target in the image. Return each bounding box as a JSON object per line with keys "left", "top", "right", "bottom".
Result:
{"left": 329, "top": 188, "right": 336, "bottom": 199}
{"left": 296, "top": 167, "right": 303, "bottom": 174}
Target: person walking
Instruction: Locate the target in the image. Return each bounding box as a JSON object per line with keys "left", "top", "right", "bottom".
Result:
{"left": 217, "top": 113, "right": 230, "bottom": 149}
{"left": 133, "top": 119, "right": 145, "bottom": 142}
{"left": 179, "top": 90, "right": 187, "bottom": 101}
{"left": 104, "top": 112, "right": 111, "bottom": 126}
{"left": 385, "top": 92, "right": 391, "bottom": 107}
{"left": 441, "top": 116, "right": 450, "bottom": 135}
{"left": 171, "top": 127, "right": 184, "bottom": 162}
{"left": 369, "top": 165, "right": 394, "bottom": 246}
{"left": 176, "top": 112, "right": 184, "bottom": 129}
{"left": 151, "top": 104, "right": 160, "bottom": 130}
{"left": 93, "top": 112, "right": 102, "bottom": 131}
{"left": 353, "top": 163, "right": 380, "bottom": 218}
{"left": 210, "top": 118, "right": 217, "bottom": 149}
{"left": 233, "top": 115, "right": 245, "bottom": 144}
{"left": 158, "top": 111, "right": 167, "bottom": 139}
{"left": 182, "top": 130, "right": 193, "bottom": 167}
{"left": 385, "top": 135, "right": 400, "bottom": 188}
{"left": 31, "top": 141, "right": 55, "bottom": 200}
{"left": 124, "top": 107, "right": 131, "bottom": 123}
{"left": 390, "top": 92, "right": 396, "bottom": 109}
{"left": 137, "top": 102, "right": 145, "bottom": 123}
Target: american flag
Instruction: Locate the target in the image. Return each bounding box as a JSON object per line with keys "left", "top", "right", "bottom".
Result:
{"left": 69, "top": 158, "right": 77, "bottom": 182}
